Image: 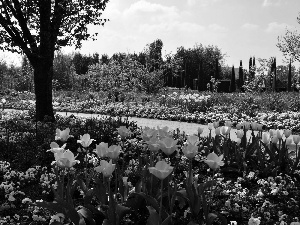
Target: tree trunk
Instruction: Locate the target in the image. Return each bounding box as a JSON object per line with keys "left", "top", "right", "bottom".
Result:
{"left": 33, "top": 60, "right": 54, "bottom": 122}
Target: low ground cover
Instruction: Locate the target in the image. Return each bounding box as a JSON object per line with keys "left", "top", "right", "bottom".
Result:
{"left": 1, "top": 90, "right": 300, "bottom": 134}
{"left": 0, "top": 111, "right": 300, "bottom": 225}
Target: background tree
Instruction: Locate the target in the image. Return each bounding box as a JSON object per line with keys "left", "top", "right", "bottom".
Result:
{"left": 0, "top": 0, "right": 109, "bottom": 121}
{"left": 277, "top": 13, "right": 300, "bottom": 63}
{"left": 0, "top": 58, "right": 8, "bottom": 91}
{"left": 53, "top": 50, "right": 73, "bottom": 90}
{"left": 144, "top": 39, "right": 163, "bottom": 71}
{"left": 230, "top": 65, "right": 236, "bottom": 92}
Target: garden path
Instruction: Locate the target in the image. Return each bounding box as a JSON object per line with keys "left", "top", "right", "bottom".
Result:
{"left": 3, "top": 109, "right": 296, "bottom": 150}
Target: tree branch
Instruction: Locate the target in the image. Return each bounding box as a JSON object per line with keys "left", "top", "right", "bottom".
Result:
{"left": 10, "top": 0, "right": 37, "bottom": 50}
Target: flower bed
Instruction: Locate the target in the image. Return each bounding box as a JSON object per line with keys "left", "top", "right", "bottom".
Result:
{"left": 2, "top": 90, "right": 300, "bottom": 134}
{"left": 0, "top": 111, "right": 300, "bottom": 224}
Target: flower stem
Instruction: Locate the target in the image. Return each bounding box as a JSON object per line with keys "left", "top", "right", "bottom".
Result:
{"left": 159, "top": 179, "right": 163, "bottom": 225}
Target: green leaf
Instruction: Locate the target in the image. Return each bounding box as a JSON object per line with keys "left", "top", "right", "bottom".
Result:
{"left": 115, "top": 204, "right": 130, "bottom": 223}
{"left": 83, "top": 188, "right": 94, "bottom": 205}
{"left": 94, "top": 178, "right": 108, "bottom": 205}
{"left": 174, "top": 190, "right": 188, "bottom": 209}
{"left": 187, "top": 221, "right": 199, "bottom": 225}
{"left": 206, "top": 213, "right": 227, "bottom": 225}
{"left": 49, "top": 222, "right": 64, "bottom": 225}
{"left": 102, "top": 219, "right": 110, "bottom": 225}
{"left": 77, "top": 207, "right": 96, "bottom": 225}
{"left": 146, "top": 206, "right": 160, "bottom": 225}
{"left": 84, "top": 204, "right": 106, "bottom": 224}
{"left": 162, "top": 215, "right": 172, "bottom": 225}
{"left": 207, "top": 213, "right": 217, "bottom": 225}
{"left": 78, "top": 212, "right": 87, "bottom": 225}
{"left": 185, "top": 183, "right": 195, "bottom": 209}
{"left": 135, "top": 179, "right": 142, "bottom": 193}
{"left": 77, "top": 177, "right": 88, "bottom": 194}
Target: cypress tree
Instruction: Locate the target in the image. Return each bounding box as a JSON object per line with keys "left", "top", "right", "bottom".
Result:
{"left": 252, "top": 56, "right": 256, "bottom": 79}
{"left": 288, "top": 59, "right": 292, "bottom": 92}
{"left": 249, "top": 57, "right": 253, "bottom": 80}
{"left": 272, "top": 57, "right": 277, "bottom": 91}
{"left": 215, "top": 58, "right": 219, "bottom": 80}
{"left": 230, "top": 65, "right": 236, "bottom": 92}
{"left": 239, "top": 60, "right": 244, "bottom": 91}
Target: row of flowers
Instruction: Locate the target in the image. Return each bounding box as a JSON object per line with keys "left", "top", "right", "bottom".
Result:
{"left": 2, "top": 96, "right": 300, "bottom": 134}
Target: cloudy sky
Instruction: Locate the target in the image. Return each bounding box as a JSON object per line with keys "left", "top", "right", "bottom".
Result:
{"left": 2, "top": 0, "right": 300, "bottom": 67}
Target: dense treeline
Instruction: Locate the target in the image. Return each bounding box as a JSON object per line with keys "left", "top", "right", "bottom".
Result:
{"left": 0, "top": 39, "right": 299, "bottom": 94}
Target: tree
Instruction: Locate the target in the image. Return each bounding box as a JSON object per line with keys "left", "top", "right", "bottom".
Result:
{"left": 146, "top": 39, "right": 163, "bottom": 71}
{"left": 277, "top": 13, "right": 300, "bottom": 63}
{"left": 288, "top": 59, "right": 292, "bottom": 91}
{"left": 238, "top": 60, "right": 244, "bottom": 91}
{"left": 230, "top": 65, "right": 236, "bottom": 92}
{"left": 0, "top": 0, "right": 109, "bottom": 121}
{"left": 53, "top": 50, "right": 73, "bottom": 90}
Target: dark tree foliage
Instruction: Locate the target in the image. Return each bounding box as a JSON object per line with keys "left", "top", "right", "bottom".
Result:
{"left": 174, "top": 44, "right": 224, "bottom": 90}
{"left": 288, "top": 59, "right": 292, "bottom": 92}
{"left": 230, "top": 65, "right": 236, "bottom": 92}
{"left": 0, "top": 0, "right": 109, "bottom": 121}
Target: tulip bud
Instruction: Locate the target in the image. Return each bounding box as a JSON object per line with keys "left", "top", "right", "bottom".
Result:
{"left": 271, "top": 135, "right": 278, "bottom": 144}
{"left": 198, "top": 127, "right": 204, "bottom": 135}
{"left": 225, "top": 120, "right": 232, "bottom": 127}
{"left": 215, "top": 127, "right": 221, "bottom": 136}
{"left": 276, "top": 129, "right": 284, "bottom": 140}
{"left": 262, "top": 132, "right": 270, "bottom": 144}
{"left": 284, "top": 129, "right": 292, "bottom": 138}
{"left": 236, "top": 130, "right": 244, "bottom": 139}
{"left": 221, "top": 126, "right": 231, "bottom": 135}
{"left": 213, "top": 121, "right": 219, "bottom": 128}
{"left": 208, "top": 123, "right": 214, "bottom": 130}
{"left": 243, "top": 122, "right": 250, "bottom": 130}
{"left": 293, "top": 135, "right": 300, "bottom": 145}
{"left": 269, "top": 129, "right": 275, "bottom": 137}
{"left": 257, "top": 124, "right": 263, "bottom": 131}
{"left": 236, "top": 138, "right": 241, "bottom": 145}
{"left": 251, "top": 122, "right": 258, "bottom": 130}
{"left": 236, "top": 123, "right": 242, "bottom": 130}
{"left": 285, "top": 138, "right": 292, "bottom": 146}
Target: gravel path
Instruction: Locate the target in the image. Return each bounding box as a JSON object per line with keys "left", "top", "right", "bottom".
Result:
{"left": 4, "top": 109, "right": 296, "bottom": 150}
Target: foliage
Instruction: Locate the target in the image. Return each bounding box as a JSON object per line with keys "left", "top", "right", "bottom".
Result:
{"left": 277, "top": 12, "right": 300, "bottom": 63}
{"left": 86, "top": 55, "right": 165, "bottom": 95}
{"left": 173, "top": 44, "right": 226, "bottom": 90}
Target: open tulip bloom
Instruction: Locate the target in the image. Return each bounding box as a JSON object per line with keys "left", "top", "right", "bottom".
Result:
{"left": 142, "top": 127, "right": 158, "bottom": 141}
{"left": 117, "top": 126, "right": 131, "bottom": 139}
{"left": 146, "top": 136, "right": 160, "bottom": 152}
{"left": 187, "top": 135, "right": 200, "bottom": 146}
{"left": 77, "top": 134, "right": 94, "bottom": 148}
{"left": 106, "top": 145, "right": 122, "bottom": 159}
{"left": 54, "top": 149, "right": 80, "bottom": 168}
{"left": 47, "top": 142, "right": 66, "bottom": 154}
{"left": 94, "top": 142, "right": 109, "bottom": 158}
{"left": 94, "top": 159, "right": 116, "bottom": 177}
{"left": 158, "top": 137, "right": 179, "bottom": 155}
{"left": 55, "top": 128, "right": 70, "bottom": 142}
{"left": 204, "top": 152, "right": 224, "bottom": 170}
{"left": 148, "top": 160, "right": 174, "bottom": 180}
{"left": 182, "top": 143, "right": 198, "bottom": 159}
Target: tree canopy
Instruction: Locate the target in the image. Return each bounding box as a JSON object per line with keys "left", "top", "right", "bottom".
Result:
{"left": 0, "top": 0, "right": 109, "bottom": 57}
{"left": 0, "top": 0, "right": 110, "bottom": 121}
{"left": 277, "top": 13, "right": 300, "bottom": 63}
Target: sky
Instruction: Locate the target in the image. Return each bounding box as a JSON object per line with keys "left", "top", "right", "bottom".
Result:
{"left": 1, "top": 0, "right": 300, "bottom": 68}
